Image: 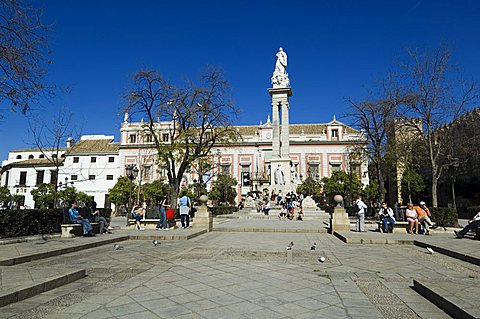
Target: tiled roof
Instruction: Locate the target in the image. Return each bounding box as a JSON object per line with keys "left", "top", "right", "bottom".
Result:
{"left": 7, "top": 158, "right": 63, "bottom": 167}
{"left": 11, "top": 147, "right": 65, "bottom": 153}
{"left": 70, "top": 139, "right": 119, "bottom": 154}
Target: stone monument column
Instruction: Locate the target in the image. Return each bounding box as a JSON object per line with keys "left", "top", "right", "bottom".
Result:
{"left": 269, "top": 47, "right": 293, "bottom": 193}
{"left": 271, "top": 101, "right": 280, "bottom": 159}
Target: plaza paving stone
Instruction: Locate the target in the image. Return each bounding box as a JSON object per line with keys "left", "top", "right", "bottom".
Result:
{"left": 0, "top": 217, "right": 478, "bottom": 318}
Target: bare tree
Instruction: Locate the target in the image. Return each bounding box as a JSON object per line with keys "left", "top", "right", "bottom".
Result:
{"left": 0, "top": 0, "right": 52, "bottom": 117}
{"left": 124, "top": 66, "right": 239, "bottom": 205}
{"left": 397, "top": 47, "right": 480, "bottom": 207}
{"left": 28, "top": 107, "right": 78, "bottom": 207}
{"left": 346, "top": 74, "right": 403, "bottom": 202}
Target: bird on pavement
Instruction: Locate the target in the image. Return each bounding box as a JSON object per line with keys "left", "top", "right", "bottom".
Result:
{"left": 113, "top": 244, "right": 123, "bottom": 250}
{"left": 318, "top": 256, "right": 326, "bottom": 263}
{"left": 152, "top": 240, "right": 161, "bottom": 246}
{"left": 286, "top": 241, "right": 294, "bottom": 250}
{"left": 310, "top": 242, "right": 316, "bottom": 250}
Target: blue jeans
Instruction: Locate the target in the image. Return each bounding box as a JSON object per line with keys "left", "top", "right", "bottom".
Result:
{"left": 157, "top": 207, "right": 167, "bottom": 229}
{"left": 74, "top": 219, "right": 93, "bottom": 235}
{"left": 181, "top": 214, "right": 190, "bottom": 228}
{"left": 383, "top": 217, "right": 395, "bottom": 233}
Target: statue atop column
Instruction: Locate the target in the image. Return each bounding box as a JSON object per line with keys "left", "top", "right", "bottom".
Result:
{"left": 272, "top": 47, "right": 290, "bottom": 88}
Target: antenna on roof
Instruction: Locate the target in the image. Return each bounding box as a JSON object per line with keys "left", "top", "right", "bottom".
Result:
{"left": 333, "top": 115, "right": 336, "bottom": 121}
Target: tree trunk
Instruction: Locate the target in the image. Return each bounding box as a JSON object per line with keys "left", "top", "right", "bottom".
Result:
{"left": 431, "top": 181, "right": 438, "bottom": 208}
{"left": 169, "top": 179, "right": 180, "bottom": 210}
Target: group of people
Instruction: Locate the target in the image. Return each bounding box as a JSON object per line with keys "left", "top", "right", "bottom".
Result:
{"left": 68, "top": 201, "right": 112, "bottom": 237}
{"left": 353, "top": 197, "right": 438, "bottom": 234}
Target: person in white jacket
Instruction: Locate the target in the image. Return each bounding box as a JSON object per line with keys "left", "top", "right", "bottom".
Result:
{"left": 454, "top": 211, "right": 480, "bottom": 239}
{"left": 355, "top": 196, "right": 368, "bottom": 232}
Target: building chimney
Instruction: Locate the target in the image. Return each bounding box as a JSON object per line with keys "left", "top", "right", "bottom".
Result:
{"left": 66, "top": 137, "right": 74, "bottom": 148}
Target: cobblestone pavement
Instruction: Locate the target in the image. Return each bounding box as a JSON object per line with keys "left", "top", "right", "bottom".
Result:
{"left": 3, "top": 226, "right": 480, "bottom": 319}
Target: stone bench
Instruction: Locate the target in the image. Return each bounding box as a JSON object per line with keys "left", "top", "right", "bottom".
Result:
{"left": 128, "top": 218, "right": 177, "bottom": 229}
{"left": 376, "top": 221, "right": 409, "bottom": 232}
{"left": 61, "top": 223, "right": 100, "bottom": 238}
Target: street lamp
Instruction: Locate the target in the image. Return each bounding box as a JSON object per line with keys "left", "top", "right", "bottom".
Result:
{"left": 125, "top": 164, "right": 139, "bottom": 224}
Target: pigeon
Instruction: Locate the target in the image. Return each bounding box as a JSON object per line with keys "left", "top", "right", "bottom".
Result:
{"left": 113, "top": 244, "right": 123, "bottom": 250}
{"left": 310, "top": 242, "right": 317, "bottom": 250}
{"left": 318, "top": 256, "right": 326, "bottom": 263}
{"left": 152, "top": 240, "right": 161, "bottom": 246}
{"left": 426, "top": 247, "right": 434, "bottom": 254}
{"left": 286, "top": 241, "right": 294, "bottom": 250}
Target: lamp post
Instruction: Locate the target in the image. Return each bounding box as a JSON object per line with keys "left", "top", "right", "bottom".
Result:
{"left": 125, "top": 164, "right": 139, "bottom": 225}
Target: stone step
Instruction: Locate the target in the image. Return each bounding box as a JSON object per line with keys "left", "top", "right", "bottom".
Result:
{"left": 413, "top": 279, "right": 480, "bottom": 319}
{"left": 0, "top": 267, "right": 85, "bottom": 307}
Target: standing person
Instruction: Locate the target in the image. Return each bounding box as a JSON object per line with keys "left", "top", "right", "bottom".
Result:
{"left": 454, "top": 211, "right": 480, "bottom": 239}
{"left": 156, "top": 196, "right": 169, "bottom": 231}
{"left": 69, "top": 201, "right": 94, "bottom": 237}
{"left": 178, "top": 191, "right": 191, "bottom": 229}
{"left": 354, "top": 196, "right": 368, "bottom": 232}
{"left": 379, "top": 202, "right": 395, "bottom": 233}
{"left": 414, "top": 201, "right": 436, "bottom": 235}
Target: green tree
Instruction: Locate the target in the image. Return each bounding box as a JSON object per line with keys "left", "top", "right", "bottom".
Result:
{"left": 143, "top": 180, "right": 170, "bottom": 205}
{"left": 363, "top": 180, "right": 379, "bottom": 204}
{"left": 0, "top": 186, "right": 11, "bottom": 206}
{"left": 208, "top": 175, "right": 237, "bottom": 205}
{"left": 401, "top": 166, "right": 425, "bottom": 204}
{"left": 31, "top": 183, "right": 55, "bottom": 208}
{"left": 322, "top": 171, "right": 363, "bottom": 205}
{"left": 109, "top": 176, "right": 136, "bottom": 208}
{"left": 296, "top": 177, "right": 323, "bottom": 203}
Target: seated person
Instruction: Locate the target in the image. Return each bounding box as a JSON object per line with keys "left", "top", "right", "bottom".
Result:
{"left": 414, "top": 201, "right": 437, "bottom": 235}
{"left": 455, "top": 211, "right": 480, "bottom": 239}
{"left": 93, "top": 210, "right": 112, "bottom": 234}
{"left": 69, "top": 201, "right": 94, "bottom": 237}
{"left": 287, "top": 206, "right": 295, "bottom": 220}
{"left": 262, "top": 202, "right": 271, "bottom": 215}
{"left": 379, "top": 202, "right": 395, "bottom": 233}
{"left": 297, "top": 207, "right": 304, "bottom": 221}
{"left": 278, "top": 206, "right": 288, "bottom": 220}
{"left": 405, "top": 203, "right": 419, "bottom": 234}
{"left": 131, "top": 205, "right": 145, "bottom": 231}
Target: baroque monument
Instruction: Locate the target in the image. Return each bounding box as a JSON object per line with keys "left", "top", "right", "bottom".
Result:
{"left": 269, "top": 47, "right": 294, "bottom": 193}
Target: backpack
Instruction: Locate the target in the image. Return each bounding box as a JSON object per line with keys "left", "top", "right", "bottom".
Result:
{"left": 353, "top": 203, "right": 360, "bottom": 214}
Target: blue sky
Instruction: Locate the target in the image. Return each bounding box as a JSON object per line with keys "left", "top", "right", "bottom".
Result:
{"left": 1, "top": 0, "right": 479, "bottom": 159}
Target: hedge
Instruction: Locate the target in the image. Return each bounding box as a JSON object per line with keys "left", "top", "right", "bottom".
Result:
{"left": 0, "top": 209, "right": 63, "bottom": 238}
{"left": 466, "top": 206, "right": 480, "bottom": 219}
{"left": 430, "top": 207, "right": 458, "bottom": 227}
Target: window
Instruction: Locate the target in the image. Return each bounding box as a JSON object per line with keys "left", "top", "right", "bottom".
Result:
{"left": 220, "top": 164, "right": 231, "bottom": 176}
{"left": 145, "top": 134, "right": 152, "bottom": 143}
{"left": 331, "top": 163, "right": 341, "bottom": 173}
{"left": 52, "top": 154, "right": 57, "bottom": 158}
{"left": 19, "top": 172, "right": 27, "bottom": 186}
{"left": 91, "top": 157, "right": 96, "bottom": 163}
{"left": 129, "top": 134, "right": 137, "bottom": 143}
{"left": 16, "top": 155, "right": 22, "bottom": 159}
{"left": 36, "top": 170, "right": 44, "bottom": 185}
{"left": 162, "top": 133, "right": 169, "bottom": 142}
{"left": 4, "top": 171, "right": 9, "bottom": 187}
{"left": 143, "top": 165, "right": 151, "bottom": 180}
{"left": 28, "top": 154, "right": 34, "bottom": 159}
{"left": 308, "top": 164, "right": 319, "bottom": 181}
{"left": 71, "top": 175, "right": 78, "bottom": 181}
{"left": 73, "top": 157, "right": 79, "bottom": 163}
{"left": 39, "top": 154, "right": 45, "bottom": 159}
{"left": 331, "top": 129, "right": 339, "bottom": 140}
{"left": 350, "top": 164, "right": 361, "bottom": 178}
{"left": 108, "top": 157, "right": 114, "bottom": 163}
{"left": 241, "top": 165, "right": 250, "bottom": 186}
{"left": 106, "top": 175, "right": 114, "bottom": 180}
{"left": 89, "top": 175, "right": 95, "bottom": 180}
{"left": 50, "top": 170, "right": 58, "bottom": 185}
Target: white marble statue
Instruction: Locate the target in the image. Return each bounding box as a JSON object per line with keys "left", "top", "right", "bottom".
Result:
{"left": 274, "top": 165, "right": 285, "bottom": 185}
{"left": 275, "top": 47, "right": 287, "bottom": 74}
{"left": 272, "top": 47, "right": 290, "bottom": 88}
